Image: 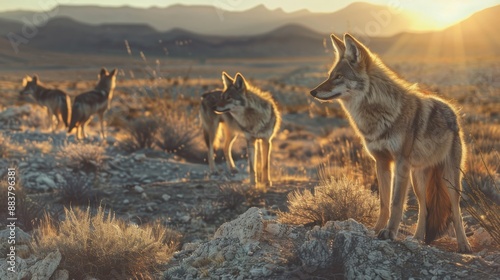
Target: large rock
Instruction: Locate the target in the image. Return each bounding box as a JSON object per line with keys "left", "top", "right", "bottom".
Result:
{"left": 164, "top": 208, "right": 500, "bottom": 279}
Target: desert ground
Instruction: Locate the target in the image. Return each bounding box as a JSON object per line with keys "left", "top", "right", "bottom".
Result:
{"left": 0, "top": 52, "right": 499, "bottom": 279}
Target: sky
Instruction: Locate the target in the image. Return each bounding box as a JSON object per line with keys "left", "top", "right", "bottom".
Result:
{"left": 1, "top": 0, "right": 499, "bottom": 28}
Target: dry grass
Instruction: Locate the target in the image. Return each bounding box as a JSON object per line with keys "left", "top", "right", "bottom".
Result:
{"left": 0, "top": 133, "right": 26, "bottom": 158}
{"left": 56, "top": 172, "right": 102, "bottom": 206}
{"left": 278, "top": 176, "right": 379, "bottom": 227}
{"left": 57, "top": 142, "right": 107, "bottom": 173}
{"left": 34, "top": 206, "right": 181, "bottom": 279}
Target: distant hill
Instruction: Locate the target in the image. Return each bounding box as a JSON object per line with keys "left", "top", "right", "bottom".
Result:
{"left": 0, "top": 3, "right": 420, "bottom": 36}
{"left": 0, "top": 5, "right": 498, "bottom": 59}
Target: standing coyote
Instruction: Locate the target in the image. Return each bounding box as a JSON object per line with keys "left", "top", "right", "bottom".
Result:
{"left": 214, "top": 72, "right": 281, "bottom": 186}
{"left": 201, "top": 89, "right": 239, "bottom": 174}
{"left": 310, "top": 33, "right": 472, "bottom": 253}
{"left": 68, "top": 68, "right": 117, "bottom": 139}
{"left": 20, "top": 75, "right": 71, "bottom": 131}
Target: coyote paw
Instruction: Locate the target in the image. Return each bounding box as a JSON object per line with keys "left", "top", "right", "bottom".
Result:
{"left": 210, "top": 171, "right": 220, "bottom": 176}
{"left": 377, "top": 229, "right": 396, "bottom": 240}
{"left": 458, "top": 243, "right": 472, "bottom": 254}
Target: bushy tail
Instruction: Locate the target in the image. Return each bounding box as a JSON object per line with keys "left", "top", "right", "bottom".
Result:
{"left": 68, "top": 103, "right": 80, "bottom": 133}
{"left": 61, "top": 95, "right": 71, "bottom": 127}
{"left": 425, "top": 164, "right": 452, "bottom": 244}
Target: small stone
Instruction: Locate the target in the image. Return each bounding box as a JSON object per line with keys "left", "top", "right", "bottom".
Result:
{"left": 123, "top": 199, "right": 130, "bottom": 204}
{"left": 162, "top": 194, "right": 171, "bottom": 202}
{"left": 134, "top": 153, "right": 146, "bottom": 161}
{"left": 133, "top": 185, "right": 144, "bottom": 193}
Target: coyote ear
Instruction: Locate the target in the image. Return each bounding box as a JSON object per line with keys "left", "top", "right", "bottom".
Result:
{"left": 222, "top": 71, "right": 233, "bottom": 88}
{"left": 330, "top": 34, "right": 345, "bottom": 59}
{"left": 22, "top": 77, "right": 28, "bottom": 86}
{"left": 32, "top": 75, "right": 39, "bottom": 83}
{"left": 343, "top": 33, "right": 368, "bottom": 65}
{"left": 233, "top": 73, "right": 246, "bottom": 90}
{"left": 110, "top": 68, "right": 117, "bottom": 76}
{"left": 100, "top": 67, "right": 108, "bottom": 77}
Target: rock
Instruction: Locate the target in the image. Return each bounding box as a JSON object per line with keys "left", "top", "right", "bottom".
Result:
{"left": 29, "top": 250, "right": 62, "bottom": 280}
{"left": 36, "top": 174, "right": 57, "bottom": 190}
{"left": 51, "top": 269, "right": 69, "bottom": 280}
{"left": 214, "top": 207, "right": 264, "bottom": 243}
{"left": 134, "top": 153, "right": 146, "bottom": 161}
{"left": 164, "top": 208, "right": 500, "bottom": 280}
{"left": 133, "top": 185, "right": 144, "bottom": 193}
{"left": 161, "top": 194, "right": 171, "bottom": 202}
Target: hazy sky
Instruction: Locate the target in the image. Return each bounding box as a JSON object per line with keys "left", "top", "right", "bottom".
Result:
{"left": 1, "top": 0, "right": 499, "bottom": 27}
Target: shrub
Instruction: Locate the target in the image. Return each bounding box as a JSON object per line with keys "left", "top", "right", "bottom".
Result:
{"left": 217, "top": 183, "right": 248, "bottom": 210}
{"left": 57, "top": 143, "right": 106, "bottom": 173}
{"left": 121, "top": 117, "right": 160, "bottom": 152}
{"left": 0, "top": 133, "right": 26, "bottom": 158}
{"left": 57, "top": 172, "right": 101, "bottom": 206}
{"left": 278, "top": 176, "right": 379, "bottom": 226}
{"left": 34, "top": 206, "right": 181, "bottom": 279}
{"left": 155, "top": 110, "right": 201, "bottom": 159}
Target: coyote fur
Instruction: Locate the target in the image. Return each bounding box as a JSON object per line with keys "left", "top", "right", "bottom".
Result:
{"left": 310, "top": 33, "right": 472, "bottom": 253}
{"left": 213, "top": 72, "right": 281, "bottom": 186}
{"left": 68, "top": 68, "right": 117, "bottom": 139}
{"left": 201, "top": 89, "right": 239, "bottom": 174}
{"left": 20, "top": 75, "right": 71, "bottom": 131}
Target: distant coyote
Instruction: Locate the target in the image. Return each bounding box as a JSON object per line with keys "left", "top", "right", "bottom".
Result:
{"left": 310, "top": 33, "right": 472, "bottom": 253}
{"left": 20, "top": 75, "right": 71, "bottom": 131}
{"left": 201, "top": 89, "right": 239, "bottom": 174}
{"left": 214, "top": 72, "right": 281, "bottom": 186}
{"left": 68, "top": 68, "right": 117, "bottom": 139}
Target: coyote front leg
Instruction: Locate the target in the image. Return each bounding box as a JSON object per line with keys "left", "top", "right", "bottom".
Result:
{"left": 379, "top": 158, "right": 411, "bottom": 240}
{"left": 374, "top": 155, "right": 392, "bottom": 232}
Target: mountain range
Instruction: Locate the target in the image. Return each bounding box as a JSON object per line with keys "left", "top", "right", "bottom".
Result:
{"left": 0, "top": 4, "right": 498, "bottom": 59}
{"left": 0, "top": 3, "right": 422, "bottom": 36}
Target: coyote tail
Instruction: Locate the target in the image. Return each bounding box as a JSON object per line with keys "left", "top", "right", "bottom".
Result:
{"left": 425, "top": 164, "right": 452, "bottom": 244}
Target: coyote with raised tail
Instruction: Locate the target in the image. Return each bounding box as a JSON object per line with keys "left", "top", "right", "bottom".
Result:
{"left": 20, "top": 75, "right": 71, "bottom": 131}
{"left": 310, "top": 33, "right": 472, "bottom": 253}
{"left": 68, "top": 68, "right": 117, "bottom": 139}
{"left": 213, "top": 72, "right": 281, "bottom": 186}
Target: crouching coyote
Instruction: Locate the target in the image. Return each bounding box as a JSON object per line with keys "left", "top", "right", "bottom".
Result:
{"left": 310, "top": 33, "right": 472, "bottom": 253}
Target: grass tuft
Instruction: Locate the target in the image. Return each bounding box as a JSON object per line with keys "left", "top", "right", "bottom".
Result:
{"left": 57, "top": 143, "right": 106, "bottom": 173}
{"left": 278, "top": 176, "right": 379, "bottom": 227}
{"left": 34, "top": 206, "right": 181, "bottom": 279}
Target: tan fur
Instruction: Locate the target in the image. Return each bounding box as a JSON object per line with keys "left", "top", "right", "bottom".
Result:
{"left": 310, "top": 33, "right": 471, "bottom": 253}
{"left": 20, "top": 75, "right": 71, "bottom": 131}
{"left": 214, "top": 72, "right": 281, "bottom": 186}
{"left": 68, "top": 68, "right": 117, "bottom": 139}
{"left": 200, "top": 89, "right": 239, "bottom": 174}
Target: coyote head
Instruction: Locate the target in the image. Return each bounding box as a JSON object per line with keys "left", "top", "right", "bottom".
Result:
{"left": 310, "top": 33, "right": 371, "bottom": 102}
{"left": 19, "top": 75, "right": 39, "bottom": 97}
{"left": 214, "top": 72, "right": 247, "bottom": 114}
{"left": 95, "top": 67, "right": 117, "bottom": 93}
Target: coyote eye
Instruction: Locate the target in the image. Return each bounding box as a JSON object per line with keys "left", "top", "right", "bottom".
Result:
{"left": 334, "top": 74, "right": 343, "bottom": 80}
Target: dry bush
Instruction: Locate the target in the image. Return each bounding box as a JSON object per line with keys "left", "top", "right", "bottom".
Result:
{"left": 121, "top": 117, "right": 160, "bottom": 152}
{"left": 0, "top": 178, "right": 43, "bottom": 231}
{"left": 0, "top": 133, "right": 26, "bottom": 158}
{"left": 217, "top": 183, "right": 249, "bottom": 210}
{"left": 57, "top": 143, "right": 106, "bottom": 173}
{"left": 57, "top": 172, "right": 102, "bottom": 206}
{"left": 155, "top": 110, "right": 202, "bottom": 160}
{"left": 34, "top": 206, "right": 181, "bottom": 279}
{"left": 278, "top": 176, "right": 379, "bottom": 227}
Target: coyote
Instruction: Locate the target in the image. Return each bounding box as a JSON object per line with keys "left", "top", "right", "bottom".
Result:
{"left": 214, "top": 72, "right": 281, "bottom": 186}
{"left": 310, "top": 33, "right": 472, "bottom": 253}
{"left": 68, "top": 68, "right": 117, "bottom": 139}
{"left": 20, "top": 75, "right": 71, "bottom": 131}
{"left": 201, "top": 89, "right": 239, "bottom": 174}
